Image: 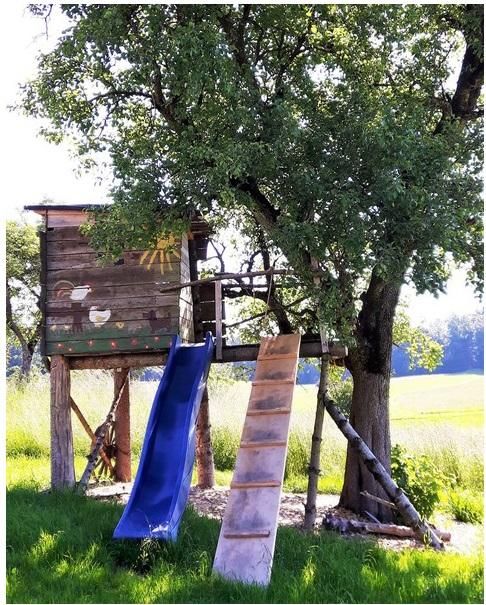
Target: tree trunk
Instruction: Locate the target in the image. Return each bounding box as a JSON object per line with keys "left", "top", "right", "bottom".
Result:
{"left": 340, "top": 270, "right": 401, "bottom": 522}
{"left": 20, "top": 343, "right": 34, "bottom": 379}
{"left": 325, "top": 398, "right": 444, "bottom": 550}
{"left": 303, "top": 354, "right": 329, "bottom": 529}
{"left": 195, "top": 387, "right": 215, "bottom": 488}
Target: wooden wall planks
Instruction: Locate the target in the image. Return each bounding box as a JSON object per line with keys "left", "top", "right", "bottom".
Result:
{"left": 43, "top": 216, "right": 196, "bottom": 355}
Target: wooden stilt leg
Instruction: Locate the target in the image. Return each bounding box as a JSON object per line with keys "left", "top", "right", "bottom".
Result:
{"left": 196, "top": 387, "right": 215, "bottom": 488}
{"left": 50, "top": 355, "right": 75, "bottom": 488}
{"left": 114, "top": 368, "right": 131, "bottom": 482}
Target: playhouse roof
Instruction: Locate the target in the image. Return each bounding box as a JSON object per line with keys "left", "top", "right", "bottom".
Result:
{"left": 24, "top": 203, "right": 211, "bottom": 236}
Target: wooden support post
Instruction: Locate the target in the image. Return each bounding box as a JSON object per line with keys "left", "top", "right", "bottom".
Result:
{"left": 215, "top": 279, "right": 223, "bottom": 360}
{"left": 50, "top": 355, "right": 75, "bottom": 488}
{"left": 303, "top": 354, "right": 329, "bottom": 529}
{"left": 114, "top": 368, "right": 131, "bottom": 483}
{"left": 196, "top": 387, "right": 215, "bottom": 488}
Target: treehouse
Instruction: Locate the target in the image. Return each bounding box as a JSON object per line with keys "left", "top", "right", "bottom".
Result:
{"left": 24, "top": 203, "right": 343, "bottom": 494}
{"left": 25, "top": 204, "right": 214, "bottom": 357}
{"left": 21, "top": 204, "right": 444, "bottom": 583}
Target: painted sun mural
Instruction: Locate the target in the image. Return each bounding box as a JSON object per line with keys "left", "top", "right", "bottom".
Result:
{"left": 139, "top": 236, "right": 180, "bottom": 273}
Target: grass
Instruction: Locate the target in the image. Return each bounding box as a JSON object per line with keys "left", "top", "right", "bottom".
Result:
{"left": 7, "top": 371, "right": 484, "bottom": 496}
{"left": 6, "top": 371, "right": 484, "bottom": 603}
{"left": 448, "top": 491, "right": 484, "bottom": 524}
{"left": 6, "top": 483, "right": 484, "bottom": 603}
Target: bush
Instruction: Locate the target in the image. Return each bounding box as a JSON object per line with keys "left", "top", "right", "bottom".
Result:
{"left": 448, "top": 491, "right": 484, "bottom": 524}
{"left": 212, "top": 427, "right": 239, "bottom": 471}
{"left": 391, "top": 444, "right": 444, "bottom": 519}
{"left": 329, "top": 377, "right": 353, "bottom": 418}
{"left": 285, "top": 432, "right": 310, "bottom": 479}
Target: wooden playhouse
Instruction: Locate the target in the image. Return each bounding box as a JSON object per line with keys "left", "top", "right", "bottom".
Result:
{"left": 25, "top": 203, "right": 340, "bottom": 491}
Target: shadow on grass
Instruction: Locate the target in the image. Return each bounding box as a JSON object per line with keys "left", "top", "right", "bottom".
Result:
{"left": 6, "top": 485, "right": 484, "bottom": 604}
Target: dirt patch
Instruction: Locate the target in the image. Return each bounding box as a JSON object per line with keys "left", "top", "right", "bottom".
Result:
{"left": 87, "top": 483, "right": 483, "bottom": 555}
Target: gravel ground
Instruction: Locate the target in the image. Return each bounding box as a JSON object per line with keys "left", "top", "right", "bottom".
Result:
{"left": 87, "top": 483, "right": 483, "bottom": 554}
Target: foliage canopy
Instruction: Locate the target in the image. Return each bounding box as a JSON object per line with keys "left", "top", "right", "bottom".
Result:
{"left": 20, "top": 4, "right": 483, "bottom": 338}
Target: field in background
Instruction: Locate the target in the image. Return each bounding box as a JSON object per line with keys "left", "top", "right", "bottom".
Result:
{"left": 7, "top": 371, "right": 483, "bottom": 496}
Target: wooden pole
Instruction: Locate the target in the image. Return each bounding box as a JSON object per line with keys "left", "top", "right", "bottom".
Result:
{"left": 215, "top": 280, "right": 223, "bottom": 360}
{"left": 50, "top": 355, "right": 75, "bottom": 488}
{"left": 324, "top": 398, "right": 445, "bottom": 550}
{"left": 303, "top": 355, "right": 329, "bottom": 529}
{"left": 114, "top": 368, "right": 131, "bottom": 482}
{"left": 195, "top": 387, "right": 215, "bottom": 488}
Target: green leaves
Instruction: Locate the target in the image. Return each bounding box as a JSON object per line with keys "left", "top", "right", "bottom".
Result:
{"left": 18, "top": 4, "right": 483, "bottom": 339}
{"left": 393, "top": 312, "right": 443, "bottom": 372}
{"left": 6, "top": 221, "right": 42, "bottom": 346}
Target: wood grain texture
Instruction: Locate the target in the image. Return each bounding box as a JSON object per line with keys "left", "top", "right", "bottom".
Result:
{"left": 46, "top": 306, "right": 179, "bottom": 325}
{"left": 43, "top": 225, "right": 188, "bottom": 354}
{"left": 213, "top": 334, "right": 300, "bottom": 586}
{"left": 50, "top": 356, "right": 75, "bottom": 488}
{"left": 47, "top": 263, "right": 180, "bottom": 289}
{"left": 69, "top": 353, "right": 168, "bottom": 370}
{"left": 46, "top": 284, "right": 186, "bottom": 302}
{"left": 47, "top": 294, "right": 181, "bottom": 310}
{"left": 47, "top": 249, "right": 186, "bottom": 270}
{"left": 114, "top": 369, "right": 131, "bottom": 482}
{"left": 39, "top": 230, "right": 48, "bottom": 356}
{"left": 41, "top": 217, "right": 206, "bottom": 354}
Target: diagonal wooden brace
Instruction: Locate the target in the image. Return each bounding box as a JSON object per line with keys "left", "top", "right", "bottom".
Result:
{"left": 69, "top": 397, "right": 115, "bottom": 476}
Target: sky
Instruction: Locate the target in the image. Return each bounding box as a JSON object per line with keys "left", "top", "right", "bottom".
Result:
{"left": 1, "top": 4, "right": 483, "bottom": 326}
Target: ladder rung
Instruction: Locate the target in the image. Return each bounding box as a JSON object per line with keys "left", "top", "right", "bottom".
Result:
{"left": 257, "top": 353, "right": 298, "bottom": 361}
{"left": 247, "top": 407, "right": 290, "bottom": 416}
{"left": 224, "top": 529, "right": 271, "bottom": 539}
{"left": 252, "top": 378, "right": 295, "bottom": 386}
{"left": 231, "top": 480, "right": 281, "bottom": 489}
{"left": 240, "top": 440, "right": 287, "bottom": 448}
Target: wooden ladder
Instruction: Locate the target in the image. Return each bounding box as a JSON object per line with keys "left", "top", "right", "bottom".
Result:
{"left": 212, "top": 334, "right": 301, "bottom": 586}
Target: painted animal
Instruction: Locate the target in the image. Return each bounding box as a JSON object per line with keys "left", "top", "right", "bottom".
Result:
{"left": 71, "top": 285, "right": 92, "bottom": 301}
{"left": 143, "top": 310, "right": 167, "bottom": 333}
{"left": 89, "top": 307, "right": 111, "bottom": 327}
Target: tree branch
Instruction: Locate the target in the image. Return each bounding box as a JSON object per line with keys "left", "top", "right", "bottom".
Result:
{"left": 434, "top": 5, "right": 484, "bottom": 134}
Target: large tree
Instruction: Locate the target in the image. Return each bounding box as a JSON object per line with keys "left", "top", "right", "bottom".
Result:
{"left": 20, "top": 4, "right": 483, "bottom": 518}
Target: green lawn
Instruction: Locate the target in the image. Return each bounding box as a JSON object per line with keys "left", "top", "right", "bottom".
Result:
{"left": 6, "top": 484, "right": 484, "bottom": 604}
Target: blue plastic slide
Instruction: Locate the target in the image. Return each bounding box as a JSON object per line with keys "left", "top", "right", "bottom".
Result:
{"left": 113, "top": 333, "right": 214, "bottom": 540}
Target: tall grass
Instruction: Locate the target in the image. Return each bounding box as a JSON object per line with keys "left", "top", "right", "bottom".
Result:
{"left": 7, "top": 372, "right": 484, "bottom": 495}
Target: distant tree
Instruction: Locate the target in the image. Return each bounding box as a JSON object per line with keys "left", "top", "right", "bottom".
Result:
{"left": 393, "top": 311, "right": 483, "bottom": 376}
{"left": 430, "top": 312, "right": 484, "bottom": 373}
{"left": 6, "top": 221, "right": 43, "bottom": 378}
